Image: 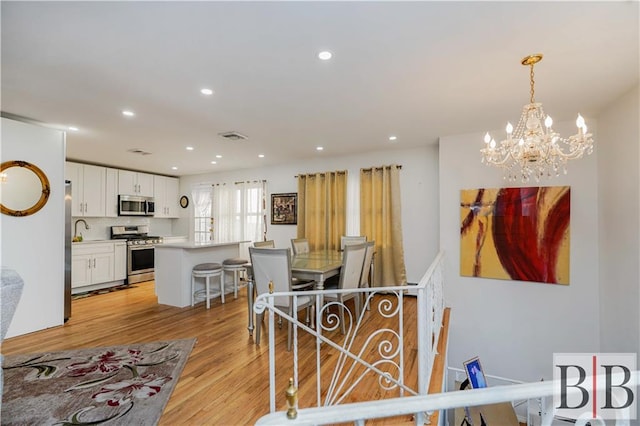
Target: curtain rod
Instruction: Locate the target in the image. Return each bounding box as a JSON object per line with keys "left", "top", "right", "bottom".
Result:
{"left": 360, "top": 165, "right": 403, "bottom": 172}
{"left": 294, "top": 170, "right": 347, "bottom": 178}
{"left": 234, "top": 179, "right": 266, "bottom": 185}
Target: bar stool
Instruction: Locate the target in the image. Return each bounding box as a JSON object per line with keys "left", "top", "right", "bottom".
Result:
{"left": 191, "top": 262, "right": 223, "bottom": 309}
{"left": 222, "top": 258, "right": 249, "bottom": 299}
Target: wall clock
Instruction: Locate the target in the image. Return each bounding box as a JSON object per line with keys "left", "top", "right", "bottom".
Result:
{"left": 179, "top": 195, "right": 189, "bottom": 208}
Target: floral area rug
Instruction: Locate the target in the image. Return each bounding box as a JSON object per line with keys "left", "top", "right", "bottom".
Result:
{"left": 1, "top": 338, "right": 195, "bottom": 425}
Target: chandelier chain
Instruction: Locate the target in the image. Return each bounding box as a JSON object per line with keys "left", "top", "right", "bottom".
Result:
{"left": 529, "top": 63, "right": 536, "bottom": 104}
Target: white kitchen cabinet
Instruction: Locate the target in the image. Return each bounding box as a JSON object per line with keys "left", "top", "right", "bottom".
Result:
{"left": 154, "top": 175, "right": 180, "bottom": 218}
{"left": 71, "top": 242, "right": 115, "bottom": 290}
{"left": 118, "top": 170, "right": 154, "bottom": 197}
{"left": 105, "top": 168, "right": 119, "bottom": 217}
{"left": 65, "top": 162, "right": 106, "bottom": 217}
{"left": 114, "top": 242, "right": 127, "bottom": 280}
{"left": 71, "top": 255, "right": 92, "bottom": 288}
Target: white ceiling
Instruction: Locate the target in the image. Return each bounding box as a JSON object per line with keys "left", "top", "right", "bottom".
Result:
{"left": 2, "top": 1, "right": 638, "bottom": 176}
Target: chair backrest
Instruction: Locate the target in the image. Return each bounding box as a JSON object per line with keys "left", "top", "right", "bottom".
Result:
{"left": 291, "top": 238, "right": 310, "bottom": 255}
{"left": 340, "top": 235, "right": 366, "bottom": 251}
{"left": 338, "top": 242, "right": 367, "bottom": 291}
{"left": 254, "top": 240, "right": 275, "bottom": 248}
{"left": 249, "top": 247, "right": 292, "bottom": 308}
{"left": 360, "top": 241, "right": 375, "bottom": 287}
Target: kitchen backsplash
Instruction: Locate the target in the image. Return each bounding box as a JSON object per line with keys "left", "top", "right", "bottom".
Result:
{"left": 71, "top": 216, "right": 175, "bottom": 240}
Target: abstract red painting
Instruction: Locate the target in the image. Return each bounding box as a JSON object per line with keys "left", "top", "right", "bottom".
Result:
{"left": 460, "top": 186, "right": 570, "bottom": 285}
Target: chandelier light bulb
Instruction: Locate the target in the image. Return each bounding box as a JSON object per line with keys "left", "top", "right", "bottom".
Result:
{"left": 506, "top": 122, "right": 513, "bottom": 134}
{"left": 545, "top": 115, "right": 553, "bottom": 128}
{"left": 490, "top": 139, "right": 496, "bottom": 149}
{"left": 576, "top": 114, "right": 586, "bottom": 129}
{"left": 518, "top": 138, "right": 524, "bottom": 146}
{"left": 484, "top": 132, "right": 491, "bottom": 144}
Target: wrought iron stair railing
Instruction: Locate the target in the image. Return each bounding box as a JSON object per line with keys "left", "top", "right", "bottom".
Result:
{"left": 253, "top": 251, "right": 446, "bottom": 425}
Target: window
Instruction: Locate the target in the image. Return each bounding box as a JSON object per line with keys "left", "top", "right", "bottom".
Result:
{"left": 192, "top": 181, "right": 266, "bottom": 244}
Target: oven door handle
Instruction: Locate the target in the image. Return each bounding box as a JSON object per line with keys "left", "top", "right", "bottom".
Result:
{"left": 129, "top": 245, "right": 155, "bottom": 250}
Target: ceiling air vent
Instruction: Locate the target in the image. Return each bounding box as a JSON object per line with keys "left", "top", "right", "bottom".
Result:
{"left": 218, "top": 131, "right": 248, "bottom": 141}
{"left": 127, "top": 148, "right": 152, "bottom": 156}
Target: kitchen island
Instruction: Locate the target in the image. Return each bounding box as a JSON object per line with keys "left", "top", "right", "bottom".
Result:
{"left": 154, "top": 240, "right": 249, "bottom": 307}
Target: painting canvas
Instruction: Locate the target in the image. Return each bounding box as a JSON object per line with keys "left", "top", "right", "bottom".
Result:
{"left": 271, "top": 193, "right": 297, "bottom": 225}
{"left": 460, "top": 186, "right": 570, "bottom": 285}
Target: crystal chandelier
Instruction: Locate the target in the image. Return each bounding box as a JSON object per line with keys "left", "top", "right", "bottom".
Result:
{"left": 481, "top": 54, "right": 594, "bottom": 182}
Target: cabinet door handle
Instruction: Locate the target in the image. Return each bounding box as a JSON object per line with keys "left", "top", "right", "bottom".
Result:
{"left": 93, "top": 258, "right": 96, "bottom": 268}
{"left": 88, "top": 259, "right": 91, "bottom": 269}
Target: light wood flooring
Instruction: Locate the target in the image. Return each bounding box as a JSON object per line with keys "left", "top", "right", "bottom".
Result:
{"left": 2, "top": 281, "right": 429, "bottom": 425}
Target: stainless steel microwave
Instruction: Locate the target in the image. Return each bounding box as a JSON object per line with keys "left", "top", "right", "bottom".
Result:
{"left": 118, "top": 195, "right": 155, "bottom": 216}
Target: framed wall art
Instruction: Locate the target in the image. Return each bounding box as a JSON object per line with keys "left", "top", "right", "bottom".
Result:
{"left": 271, "top": 193, "right": 297, "bottom": 225}
{"left": 463, "top": 356, "right": 488, "bottom": 389}
{"left": 460, "top": 186, "right": 570, "bottom": 285}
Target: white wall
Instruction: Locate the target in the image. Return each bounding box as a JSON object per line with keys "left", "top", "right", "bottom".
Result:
{"left": 178, "top": 145, "right": 439, "bottom": 284}
{"left": 439, "top": 120, "right": 601, "bottom": 382}
{"left": 597, "top": 85, "right": 640, "bottom": 355}
{"left": 1, "top": 118, "right": 66, "bottom": 337}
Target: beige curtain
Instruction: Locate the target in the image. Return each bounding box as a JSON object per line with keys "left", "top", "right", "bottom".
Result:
{"left": 297, "top": 171, "right": 347, "bottom": 251}
{"left": 360, "top": 165, "right": 407, "bottom": 287}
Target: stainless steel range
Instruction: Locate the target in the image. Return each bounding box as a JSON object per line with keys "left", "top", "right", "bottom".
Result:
{"left": 111, "top": 225, "right": 163, "bottom": 284}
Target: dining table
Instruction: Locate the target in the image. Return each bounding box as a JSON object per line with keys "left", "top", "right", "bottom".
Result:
{"left": 291, "top": 250, "right": 344, "bottom": 290}
{"left": 247, "top": 249, "right": 343, "bottom": 335}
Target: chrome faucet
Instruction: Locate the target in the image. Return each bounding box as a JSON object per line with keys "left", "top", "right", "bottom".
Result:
{"left": 74, "top": 219, "right": 90, "bottom": 240}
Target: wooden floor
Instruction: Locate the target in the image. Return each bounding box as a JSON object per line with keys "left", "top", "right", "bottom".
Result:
{"left": 2, "top": 282, "right": 427, "bottom": 425}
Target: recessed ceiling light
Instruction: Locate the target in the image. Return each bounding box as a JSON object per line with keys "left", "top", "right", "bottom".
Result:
{"left": 316, "top": 146, "right": 324, "bottom": 151}
{"left": 68, "top": 126, "right": 79, "bottom": 131}
{"left": 389, "top": 135, "right": 398, "bottom": 141}
{"left": 216, "top": 154, "right": 222, "bottom": 158}
{"left": 122, "top": 110, "right": 135, "bottom": 117}
{"left": 186, "top": 146, "right": 194, "bottom": 151}
{"left": 258, "top": 154, "right": 265, "bottom": 158}
{"left": 200, "top": 88, "right": 214, "bottom": 96}
{"left": 211, "top": 161, "right": 217, "bottom": 164}
{"left": 171, "top": 166, "right": 178, "bottom": 170}
{"left": 318, "top": 51, "right": 332, "bottom": 60}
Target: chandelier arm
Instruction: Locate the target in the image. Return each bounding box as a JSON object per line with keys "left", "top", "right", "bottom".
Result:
{"left": 481, "top": 146, "right": 516, "bottom": 167}
{"left": 549, "top": 136, "right": 594, "bottom": 161}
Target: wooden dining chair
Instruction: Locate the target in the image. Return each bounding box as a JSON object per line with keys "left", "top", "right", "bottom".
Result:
{"left": 254, "top": 240, "right": 275, "bottom": 248}
{"left": 340, "top": 235, "right": 366, "bottom": 251}
{"left": 290, "top": 238, "right": 310, "bottom": 255}
{"left": 359, "top": 241, "right": 375, "bottom": 310}
{"left": 323, "top": 242, "right": 367, "bottom": 334}
{"left": 249, "top": 247, "right": 315, "bottom": 351}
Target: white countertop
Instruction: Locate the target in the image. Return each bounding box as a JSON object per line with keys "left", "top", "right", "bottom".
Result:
{"left": 156, "top": 240, "right": 250, "bottom": 249}
{"left": 72, "top": 239, "right": 121, "bottom": 245}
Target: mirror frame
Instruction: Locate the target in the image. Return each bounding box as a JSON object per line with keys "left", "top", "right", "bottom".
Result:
{"left": 0, "top": 160, "right": 51, "bottom": 217}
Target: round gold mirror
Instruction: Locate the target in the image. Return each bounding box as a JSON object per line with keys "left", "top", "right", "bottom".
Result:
{"left": 1, "top": 160, "right": 51, "bottom": 217}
